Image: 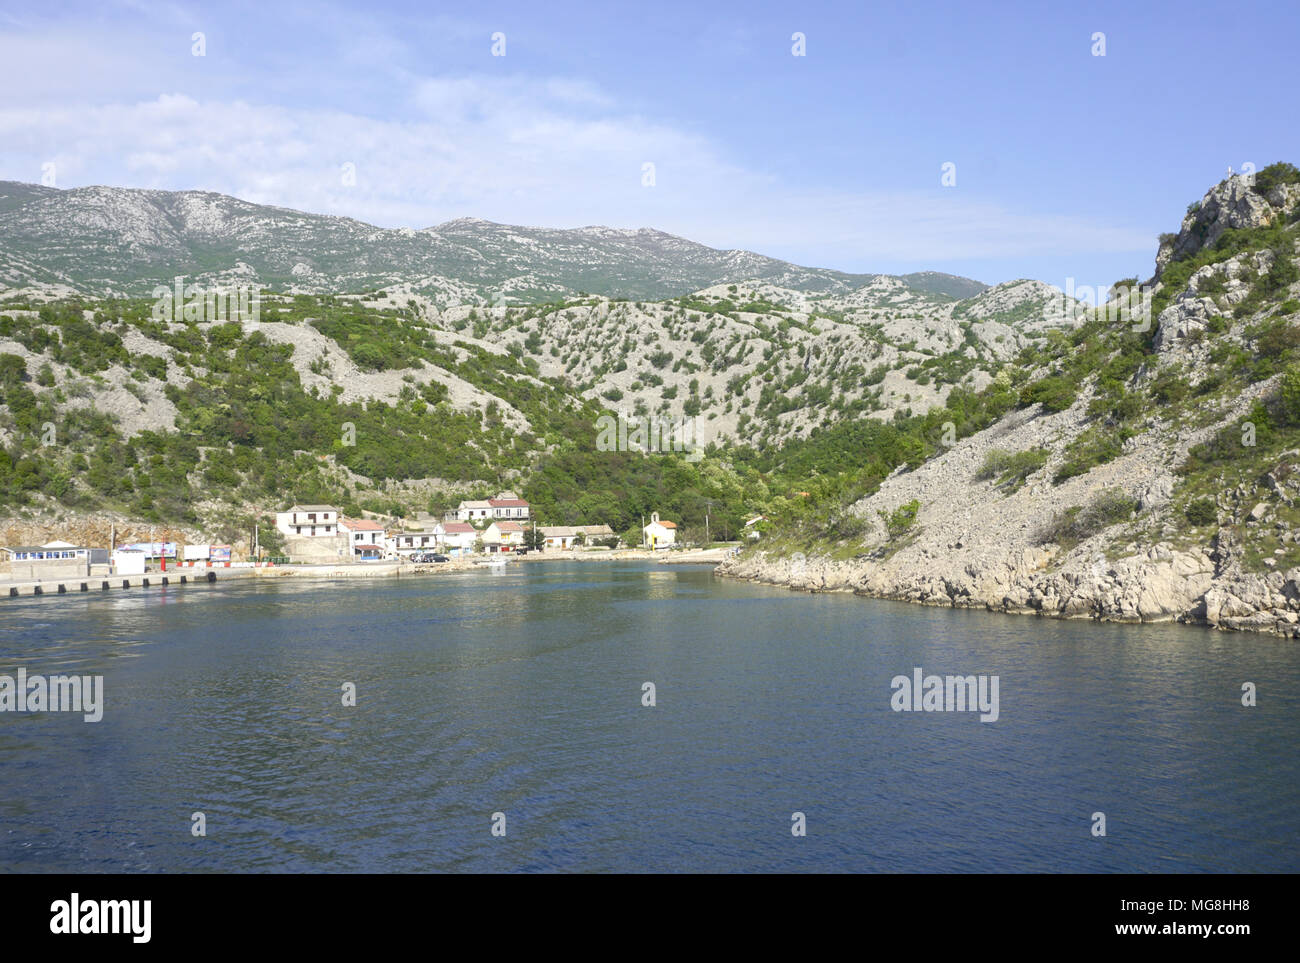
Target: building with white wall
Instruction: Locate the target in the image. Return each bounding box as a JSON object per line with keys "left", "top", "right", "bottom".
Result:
{"left": 340, "top": 518, "right": 386, "bottom": 558}
{"left": 643, "top": 512, "right": 677, "bottom": 549}
{"left": 276, "top": 505, "right": 339, "bottom": 538}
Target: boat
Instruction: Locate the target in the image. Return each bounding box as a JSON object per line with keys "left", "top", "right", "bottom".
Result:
{"left": 474, "top": 556, "right": 509, "bottom": 568}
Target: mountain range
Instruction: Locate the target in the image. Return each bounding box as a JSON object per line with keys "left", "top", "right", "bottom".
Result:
{"left": 0, "top": 180, "right": 986, "bottom": 303}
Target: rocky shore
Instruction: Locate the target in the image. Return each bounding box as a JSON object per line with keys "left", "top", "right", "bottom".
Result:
{"left": 717, "top": 537, "right": 1300, "bottom": 638}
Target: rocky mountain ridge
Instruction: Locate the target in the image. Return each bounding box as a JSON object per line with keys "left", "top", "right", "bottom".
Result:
{"left": 0, "top": 180, "right": 985, "bottom": 303}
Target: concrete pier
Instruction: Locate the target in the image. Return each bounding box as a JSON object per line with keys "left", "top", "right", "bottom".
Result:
{"left": 2, "top": 569, "right": 222, "bottom": 599}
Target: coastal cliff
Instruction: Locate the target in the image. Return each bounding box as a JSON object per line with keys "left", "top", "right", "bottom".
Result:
{"left": 721, "top": 170, "right": 1300, "bottom": 638}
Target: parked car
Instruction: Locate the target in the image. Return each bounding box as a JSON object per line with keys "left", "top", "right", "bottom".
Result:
{"left": 410, "top": 552, "right": 449, "bottom": 563}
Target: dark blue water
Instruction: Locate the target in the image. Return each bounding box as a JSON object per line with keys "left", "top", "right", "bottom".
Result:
{"left": 1, "top": 562, "right": 1297, "bottom": 872}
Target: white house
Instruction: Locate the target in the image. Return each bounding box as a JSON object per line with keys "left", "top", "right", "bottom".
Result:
{"left": 539, "top": 524, "right": 616, "bottom": 550}
{"left": 447, "top": 500, "right": 493, "bottom": 523}
{"left": 435, "top": 521, "right": 477, "bottom": 555}
{"left": 276, "top": 505, "right": 339, "bottom": 538}
{"left": 388, "top": 530, "right": 438, "bottom": 556}
{"left": 488, "top": 493, "right": 530, "bottom": 520}
{"left": 643, "top": 512, "right": 677, "bottom": 549}
{"left": 483, "top": 520, "right": 524, "bottom": 552}
{"left": 340, "top": 517, "right": 386, "bottom": 558}
{"left": 444, "top": 493, "right": 530, "bottom": 523}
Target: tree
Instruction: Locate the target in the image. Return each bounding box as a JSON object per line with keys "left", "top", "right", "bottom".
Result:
{"left": 1280, "top": 364, "right": 1300, "bottom": 425}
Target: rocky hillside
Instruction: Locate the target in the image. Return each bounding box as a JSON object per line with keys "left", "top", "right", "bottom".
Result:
{"left": 0, "top": 206, "right": 1086, "bottom": 547}
{"left": 0, "top": 180, "right": 984, "bottom": 303}
{"left": 721, "top": 163, "right": 1300, "bottom": 638}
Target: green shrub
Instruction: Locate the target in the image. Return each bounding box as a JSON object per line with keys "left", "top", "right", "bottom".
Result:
{"left": 1251, "top": 162, "right": 1300, "bottom": 197}
{"left": 1020, "top": 375, "right": 1076, "bottom": 412}
{"left": 1054, "top": 427, "right": 1127, "bottom": 483}
{"left": 1149, "top": 370, "right": 1190, "bottom": 406}
{"left": 1038, "top": 489, "right": 1137, "bottom": 547}
{"left": 879, "top": 499, "right": 921, "bottom": 538}
{"left": 1184, "top": 498, "right": 1218, "bottom": 527}
{"left": 976, "top": 447, "right": 1049, "bottom": 491}
{"left": 1281, "top": 365, "right": 1300, "bottom": 425}
{"left": 1263, "top": 247, "right": 1299, "bottom": 295}
{"left": 1257, "top": 320, "right": 1300, "bottom": 358}
{"left": 1197, "top": 271, "right": 1227, "bottom": 295}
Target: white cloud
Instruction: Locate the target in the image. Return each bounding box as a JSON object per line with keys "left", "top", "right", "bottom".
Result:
{"left": 0, "top": 74, "right": 1152, "bottom": 272}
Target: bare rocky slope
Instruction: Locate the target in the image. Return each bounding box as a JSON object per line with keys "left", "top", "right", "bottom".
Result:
{"left": 0, "top": 180, "right": 983, "bottom": 303}
{"left": 720, "top": 171, "right": 1300, "bottom": 638}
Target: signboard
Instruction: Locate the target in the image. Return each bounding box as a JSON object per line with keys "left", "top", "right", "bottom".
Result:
{"left": 111, "top": 551, "right": 147, "bottom": 575}
{"left": 120, "top": 542, "right": 178, "bottom": 558}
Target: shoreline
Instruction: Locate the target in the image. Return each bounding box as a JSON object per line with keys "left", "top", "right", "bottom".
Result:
{"left": 715, "top": 551, "right": 1300, "bottom": 640}
{"left": 0, "top": 547, "right": 735, "bottom": 601}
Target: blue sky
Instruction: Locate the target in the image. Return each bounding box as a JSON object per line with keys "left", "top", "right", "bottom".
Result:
{"left": 1, "top": 0, "right": 1297, "bottom": 289}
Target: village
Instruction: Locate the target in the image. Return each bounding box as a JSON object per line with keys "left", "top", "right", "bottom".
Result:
{"left": 270, "top": 495, "right": 680, "bottom": 562}
{"left": 0, "top": 494, "right": 711, "bottom": 589}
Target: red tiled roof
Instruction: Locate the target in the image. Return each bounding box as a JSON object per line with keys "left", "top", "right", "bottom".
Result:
{"left": 442, "top": 522, "right": 475, "bottom": 533}
{"left": 659, "top": 520, "right": 677, "bottom": 528}
{"left": 341, "top": 517, "right": 384, "bottom": 531}
{"left": 495, "top": 521, "right": 524, "bottom": 532}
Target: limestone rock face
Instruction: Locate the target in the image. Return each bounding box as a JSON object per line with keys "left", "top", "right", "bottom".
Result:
{"left": 1156, "top": 175, "right": 1290, "bottom": 278}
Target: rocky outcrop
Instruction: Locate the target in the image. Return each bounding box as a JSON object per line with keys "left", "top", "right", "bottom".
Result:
{"left": 720, "top": 541, "right": 1300, "bottom": 638}
{"left": 1155, "top": 173, "right": 1295, "bottom": 279}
